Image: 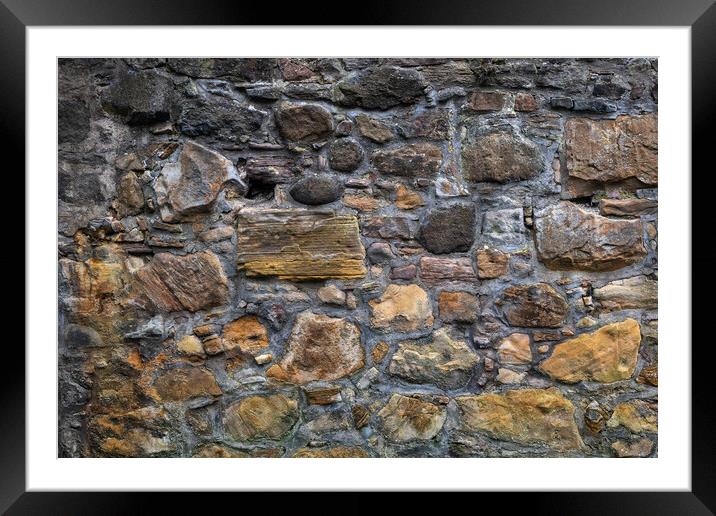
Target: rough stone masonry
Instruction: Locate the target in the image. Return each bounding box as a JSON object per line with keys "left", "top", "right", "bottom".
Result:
{"left": 58, "top": 58, "right": 658, "bottom": 458}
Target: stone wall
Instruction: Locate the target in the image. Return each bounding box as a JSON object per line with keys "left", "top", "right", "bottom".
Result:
{"left": 58, "top": 58, "right": 658, "bottom": 458}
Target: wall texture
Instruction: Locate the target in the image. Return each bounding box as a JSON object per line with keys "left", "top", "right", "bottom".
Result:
{"left": 58, "top": 58, "right": 658, "bottom": 458}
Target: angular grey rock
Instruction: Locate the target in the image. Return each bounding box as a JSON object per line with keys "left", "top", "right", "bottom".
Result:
{"left": 481, "top": 208, "right": 525, "bottom": 248}
{"left": 336, "top": 66, "right": 428, "bottom": 109}
{"left": 155, "top": 141, "right": 244, "bottom": 221}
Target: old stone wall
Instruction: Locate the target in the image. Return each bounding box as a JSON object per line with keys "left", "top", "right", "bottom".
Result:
{"left": 58, "top": 58, "right": 658, "bottom": 458}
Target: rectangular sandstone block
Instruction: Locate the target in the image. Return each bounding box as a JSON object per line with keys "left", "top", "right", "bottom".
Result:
{"left": 236, "top": 209, "right": 366, "bottom": 280}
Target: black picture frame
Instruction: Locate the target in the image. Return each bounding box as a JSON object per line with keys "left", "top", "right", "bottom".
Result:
{"left": 3, "top": 0, "right": 712, "bottom": 513}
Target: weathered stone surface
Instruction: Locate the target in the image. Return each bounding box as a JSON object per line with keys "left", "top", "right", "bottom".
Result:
{"left": 223, "top": 316, "right": 269, "bottom": 356}
{"left": 402, "top": 109, "right": 450, "bottom": 140}
{"left": 500, "top": 283, "right": 568, "bottom": 328}
{"left": 369, "top": 284, "right": 434, "bottom": 332}
{"left": 514, "top": 92, "right": 539, "bottom": 112}
{"left": 289, "top": 175, "right": 344, "bottom": 205}
{"left": 419, "top": 204, "right": 476, "bottom": 254}
{"left": 292, "top": 446, "right": 369, "bottom": 458}
{"left": 106, "top": 70, "right": 174, "bottom": 124}
{"left": 115, "top": 172, "right": 144, "bottom": 218}
{"left": 236, "top": 209, "right": 366, "bottom": 280}
{"left": 390, "top": 264, "right": 417, "bottom": 280}
{"left": 156, "top": 141, "right": 242, "bottom": 221}
{"left": 389, "top": 328, "right": 479, "bottom": 389}
{"left": 481, "top": 208, "right": 525, "bottom": 248}
{"left": 372, "top": 143, "right": 443, "bottom": 178}
{"left": 361, "top": 216, "right": 418, "bottom": 240}
{"left": 462, "top": 130, "right": 543, "bottom": 183}
{"left": 456, "top": 388, "right": 583, "bottom": 450}
{"left": 178, "top": 95, "right": 265, "bottom": 138}
{"left": 539, "top": 319, "right": 642, "bottom": 383}
{"left": 135, "top": 250, "right": 229, "bottom": 312}
{"left": 303, "top": 385, "right": 342, "bottom": 405}
{"left": 611, "top": 438, "right": 654, "bottom": 457}
{"left": 328, "top": 138, "right": 364, "bottom": 172}
{"left": 466, "top": 91, "right": 507, "bottom": 112}
{"left": 244, "top": 155, "right": 301, "bottom": 185}
{"left": 176, "top": 335, "right": 205, "bottom": 357}
{"left": 593, "top": 275, "right": 658, "bottom": 312}
{"left": 224, "top": 394, "right": 299, "bottom": 441}
{"left": 355, "top": 114, "right": 394, "bottom": 143}
{"left": 275, "top": 103, "right": 334, "bottom": 143}
{"left": 498, "top": 333, "right": 532, "bottom": 365}
{"left": 419, "top": 257, "right": 477, "bottom": 284}
{"left": 438, "top": 291, "right": 479, "bottom": 323}
{"left": 153, "top": 367, "right": 221, "bottom": 401}
{"left": 395, "top": 184, "right": 425, "bottom": 210}
{"left": 366, "top": 242, "right": 395, "bottom": 264}
{"left": 534, "top": 202, "right": 647, "bottom": 271}
{"left": 317, "top": 285, "right": 346, "bottom": 305}
{"left": 564, "top": 114, "right": 657, "bottom": 190}
{"left": 372, "top": 341, "right": 390, "bottom": 364}
{"left": 607, "top": 400, "right": 657, "bottom": 433}
{"left": 476, "top": 248, "right": 509, "bottom": 279}
{"left": 336, "top": 66, "right": 427, "bottom": 109}
{"left": 637, "top": 365, "right": 658, "bottom": 387}
{"left": 266, "top": 311, "right": 364, "bottom": 384}
{"left": 377, "top": 394, "right": 447, "bottom": 442}
{"left": 599, "top": 198, "right": 657, "bottom": 217}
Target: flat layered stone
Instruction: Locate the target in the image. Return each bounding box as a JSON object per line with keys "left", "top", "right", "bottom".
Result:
{"left": 599, "top": 198, "right": 658, "bottom": 217}
{"left": 539, "top": 319, "right": 642, "bottom": 383}
{"left": 462, "top": 130, "right": 543, "bottom": 183}
{"left": 224, "top": 394, "right": 299, "bottom": 441}
{"left": 563, "top": 114, "right": 657, "bottom": 197}
{"left": 369, "top": 284, "right": 434, "bottom": 332}
{"left": 155, "top": 141, "right": 243, "bottom": 221}
{"left": 593, "top": 275, "right": 658, "bottom": 311}
{"left": 388, "top": 328, "right": 479, "bottom": 389}
{"left": 336, "top": 66, "right": 427, "bottom": 109}
{"left": 292, "top": 446, "right": 369, "bottom": 458}
{"left": 377, "top": 394, "right": 447, "bottom": 442}
{"left": 456, "top": 388, "right": 583, "bottom": 450}
{"left": 534, "top": 202, "right": 647, "bottom": 272}
{"left": 419, "top": 257, "right": 478, "bottom": 284}
{"left": 500, "top": 283, "right": 568, "bottom": 328}
{"left": 371, "top": 143, "right": 443, "bottom": 178}
{"left": 135, "top": 250, "right": 229, "bottom": 312}
{"left": 236, "top": 209, "right": 366, "bottom": 280}
{"left": 266, "top": 311, "right": 364, "bottom": 384}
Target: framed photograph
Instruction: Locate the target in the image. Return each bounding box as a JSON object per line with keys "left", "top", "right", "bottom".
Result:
{"left": 5, "top": 0, "right": 712, "bottom": 512}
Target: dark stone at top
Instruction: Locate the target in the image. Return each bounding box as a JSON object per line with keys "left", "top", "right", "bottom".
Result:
{"left": 106, "top": 70, "right": 174, "bottom": 125}
{"left": 59, "top": 98, "right": 90, "bottom": 144}
{"left": 178, "top": 96, "right": 265, "bottom": 138}
{"left": 419, "top": 204, "right": 476, "bottom": 254}
{"left": 336, "top": 66, "right": 428, "bottom": 110}
{"left": 289, "top": 175, "right": 344, "bottom": 205}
